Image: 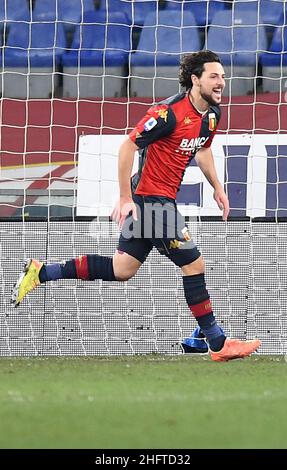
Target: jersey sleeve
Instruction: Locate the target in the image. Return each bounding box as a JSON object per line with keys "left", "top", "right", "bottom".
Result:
{"left": 129, "top": 104, "right": 176, "bottom": 149}
{"left": 203, "top": 128, "right": 217, "bottom": 148}
{"left": 203, "top": 105, "right": 221, "bottom": 148}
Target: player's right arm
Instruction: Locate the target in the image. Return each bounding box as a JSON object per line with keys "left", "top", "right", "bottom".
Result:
{"left": 113, "top": 103, "right": 175, "bottom": 227}
{"left": 111, "top": 137, "right": 138, "bottom": 228}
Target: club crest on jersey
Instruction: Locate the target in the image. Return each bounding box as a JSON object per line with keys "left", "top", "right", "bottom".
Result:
{"left": 144, "top": 117, "right": 157, "bottom": 131}
{"left": 156, "top": 109, "right": 168, "bottom": 122}
{"left": 208, "top": 113, "right": 216, "bottom": 131}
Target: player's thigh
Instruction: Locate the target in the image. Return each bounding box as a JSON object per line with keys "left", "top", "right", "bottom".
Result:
{"left": 116, "top": 223, "right": 153, "bottom": 280}
{"left": 150, "top": 200, "right": 201, "bottom": 268}
{"left": 154, "top": 236, "right": 201, "bottom": 268}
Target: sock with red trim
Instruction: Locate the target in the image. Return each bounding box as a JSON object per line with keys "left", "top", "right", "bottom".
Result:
{"left": 39, "top": 254, "right": 116, "bottom": 282}
{"left": 183, "top": 273, "right": 226, "bottom": 352}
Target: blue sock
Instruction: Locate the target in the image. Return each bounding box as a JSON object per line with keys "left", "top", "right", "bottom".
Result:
{"left": 197, "top": 313, "right": 226, "bottom": 352}
{"left": 39, "top": 264, "right": 63, "bottom": 282}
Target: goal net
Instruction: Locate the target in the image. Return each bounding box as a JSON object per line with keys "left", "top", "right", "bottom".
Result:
{"left": 0, "top": 0, "right": 287, "bottom": 356}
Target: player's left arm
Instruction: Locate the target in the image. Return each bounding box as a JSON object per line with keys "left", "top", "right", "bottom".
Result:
{"left": 195, "top": 146, "right": 230, "bottom": 221}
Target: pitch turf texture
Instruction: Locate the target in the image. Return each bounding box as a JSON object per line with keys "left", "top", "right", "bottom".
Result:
{"left": 0, "top": 355, "right": 286, "bottom": 449}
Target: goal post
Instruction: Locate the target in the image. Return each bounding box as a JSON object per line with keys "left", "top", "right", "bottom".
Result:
{"left": 0, "top": 0, "right": 287, "bottom": 356}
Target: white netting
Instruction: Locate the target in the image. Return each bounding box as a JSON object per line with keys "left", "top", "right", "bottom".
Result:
{"left": 0, "top": 0, "right": 287, "bottom": 356}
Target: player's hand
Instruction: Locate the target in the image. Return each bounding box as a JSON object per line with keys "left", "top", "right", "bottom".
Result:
{"left": 111, "top": 196, "right": 138, "bottom": 229}
{"left": 213, "top": 187, "right": 230, "bottom": 221}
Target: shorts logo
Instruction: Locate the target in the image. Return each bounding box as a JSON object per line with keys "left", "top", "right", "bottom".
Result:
{"left": 169, "top": 239, "right": 183, "bottom": 249}
{"left": 144, "top": 117, "right": 157, "bottom": 131}
{"left": 209, "top": 113, "right": 216, "bottom": 131}
{"left": 156, "top": 109, "right": 168, "bottom": 122}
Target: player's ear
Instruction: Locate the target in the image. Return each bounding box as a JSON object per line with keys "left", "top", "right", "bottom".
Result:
{"left": 191, "top": 74, "right": 199, "bottom": 88}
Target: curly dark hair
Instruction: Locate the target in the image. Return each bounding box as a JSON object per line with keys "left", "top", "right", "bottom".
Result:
{"left": 179, "top": 50, "right": 222, "bottom": 90}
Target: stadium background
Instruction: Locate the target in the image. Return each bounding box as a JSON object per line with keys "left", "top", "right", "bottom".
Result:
{"left": 0, "top": 0, "right": 287, "bottom": 357}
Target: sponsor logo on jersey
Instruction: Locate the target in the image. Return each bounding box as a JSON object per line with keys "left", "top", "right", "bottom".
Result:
{"left": 209, "top": 113, "right": 216, "bottom": 131}
{"left": 184, "top": 116, "right": 192, "bottom": 125}
{"left": 144, "top": 117, "right": 157, "bottom": 131}
{"left": 156, "top": 108, "right": 168, "bottom": 122}
{"left": 177, "top": 136, "right": 209, "bottom": 153}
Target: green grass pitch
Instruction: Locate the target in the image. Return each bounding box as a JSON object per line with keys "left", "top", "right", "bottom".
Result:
{"left": 0, "top": 355, "right": 286, "bottom": 449}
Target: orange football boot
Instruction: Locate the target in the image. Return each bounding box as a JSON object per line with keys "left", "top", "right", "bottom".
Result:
{"left": 210, "top": 338, "right": 261, "bottom": 362}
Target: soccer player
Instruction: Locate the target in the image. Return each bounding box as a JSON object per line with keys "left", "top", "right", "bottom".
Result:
{"left": 11, "top": 50, "right": 260, "bottom": 362}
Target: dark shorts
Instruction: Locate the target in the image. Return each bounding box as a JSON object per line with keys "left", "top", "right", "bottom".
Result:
{"left": 118, "top": 194, "right": 201, "bottom": 267}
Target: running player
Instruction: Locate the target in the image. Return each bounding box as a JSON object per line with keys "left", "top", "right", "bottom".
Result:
{"left": 11, "top": 50, "right": 260, "bottom": 361}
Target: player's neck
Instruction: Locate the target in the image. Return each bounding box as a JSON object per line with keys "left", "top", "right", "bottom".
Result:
{"left": 188, "top": 91, "right": 208, "bottom": 115}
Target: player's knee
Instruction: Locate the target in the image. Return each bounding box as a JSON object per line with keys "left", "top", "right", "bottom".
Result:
{"left": 181, "top": 255, "right": 205, "bottom": 276}
{"left": 113, "top": 251, "right": 141, "bottom": 281}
